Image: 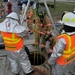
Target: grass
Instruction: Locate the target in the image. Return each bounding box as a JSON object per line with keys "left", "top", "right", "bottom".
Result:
{"left": 0, "top": 0, "right": 3, "bottom": 2}
{"left": 48, "top": 2, "right": 75, "bottom": 22}
{"left": 1, "top": 1, "right": 75, "bottom": 23}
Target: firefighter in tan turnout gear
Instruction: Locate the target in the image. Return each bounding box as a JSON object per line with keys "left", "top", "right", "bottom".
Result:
{"left": 26, "top": 5, "right": 35, "bottom": 34}
{"left": 21, "top": 0, "right": 36, "bottom": 34}
{"left": 48, "top": 12, "right": 75, "bottom": 75}
{"left": 0, "top": 12, "right": 35, "bottom": 75}
{"left": 37, "top": 7, "right": 52, "bottom": 50}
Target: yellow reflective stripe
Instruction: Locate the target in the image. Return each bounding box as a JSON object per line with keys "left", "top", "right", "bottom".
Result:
{"left": 63, "top": 47, "right": 75, "bottom": 58}
{"left": 6, "top": 45, "right": 16, "bottom": 50}
{"left": 3, "top": 33, "right": 21, "bottom": 44}
{"left": 63, "top": 35, "right": 71, "bottom": 53}
{"left": 60, "top": 34, "right": 71, "bottom": 54}
{"left": 63, "top": 17, "right": 70, "bottom": 22}
{"left": 72, "top": 18, "right": 75, "bottom": 22}
{"left": 6, "top": 45, "right": 16, "bottom": 48}
{"left": 72, "top": 47, "right": 75, "bottom": 51}
{"left": 63, "top": 17, "right": 75, "bottom": 22}
{"left": 3, "top": 33, "right": 20, "bottom": 41}
{"left": 63, "top": 47, "right": 75, "bottom": 54}
{"left": 60, "top": 34, "right": 72, "bottom": 54}
{"left": 4, "top": 38, "right": 21, "bottom": 44}
{"left": 63, "top": 51, "right": 75, "bottom": 58}
{"left": 12, "top": 33, "right": 15, "bottom": 39}
{"left": 61, "top": 34, "right": 75, "bottom": 58}
{"left": 2, "top": 32, "right": 21, "bottom": 44}
{"left": 3, "top": 37, "right": 20, "bottom": 41}
{"left": 66, "top": 55, "right": 75, "bottom": 62}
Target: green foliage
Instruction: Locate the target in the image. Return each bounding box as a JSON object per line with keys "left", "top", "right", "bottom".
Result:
{"left": 0, "top": 0, "right": 3, "bottom": 2}
{"left": 49, "top": 2, "right": 75, "bottom": 21}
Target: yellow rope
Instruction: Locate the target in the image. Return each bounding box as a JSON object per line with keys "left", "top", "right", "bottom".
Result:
{"left": 33, "top": 8, "right": 37, "bottom": 64}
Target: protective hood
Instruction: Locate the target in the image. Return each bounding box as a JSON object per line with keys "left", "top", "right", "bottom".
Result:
{"left": 0, "top": 18, "right": 26, "bottom": 33}
{"left": 6, "top": 12, "right": 19, "bottom": 20}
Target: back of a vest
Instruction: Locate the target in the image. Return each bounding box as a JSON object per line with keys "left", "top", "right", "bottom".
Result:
{"left": 1, "top": 32, "right": 24, "bottom": 51}
{"left": 56, "top": 34, "right": 75, "bottom": 65}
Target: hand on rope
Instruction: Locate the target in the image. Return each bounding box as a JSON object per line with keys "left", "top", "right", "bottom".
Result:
{"left": 46, "top": 31, "right": 51, "bottom": 34}
{"left": 47, "top": 23, "right": 52, "bottom": 26}
{"left": 40, "top": 44, "right": 45, "bottom": 48}
{"left": 28, "top": 28, "right": 34, "bottom": 33}
{"left": 37, "top": 30, "right": 45, "bottom": 35}
{"left": 26, "top": 19, "right": 33, "bottom": 23}
{"left": 49, "top": 49, "right": 53, "bottom": 53}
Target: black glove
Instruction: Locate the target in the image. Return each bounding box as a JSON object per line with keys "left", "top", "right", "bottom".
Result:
{"left": 44, "top": 34, "right": 48, "bottom": 41}
{"left": 44, "top": 34, "right": 52, "bottom": 41}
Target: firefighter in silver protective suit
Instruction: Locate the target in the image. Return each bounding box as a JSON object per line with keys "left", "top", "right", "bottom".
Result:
{"left": 0, "top": 12, "right": 35, "bottom": 75}
{"left": 47, "top": 12, "right": 75, "bottom": 75}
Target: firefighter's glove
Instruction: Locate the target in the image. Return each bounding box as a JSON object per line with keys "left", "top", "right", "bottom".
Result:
{"left": 49, "top": 49, "right": 53, "bottom": 53}
{"left": 44, "top": 34, "right": 52, "bottom": 41}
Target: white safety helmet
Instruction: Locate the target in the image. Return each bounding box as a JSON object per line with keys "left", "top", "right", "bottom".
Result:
{"left": 59, "top": 12, "right": 75, "bottom": 27}
{"left": 6, "top": 12, "right": 19, "bottom": 20}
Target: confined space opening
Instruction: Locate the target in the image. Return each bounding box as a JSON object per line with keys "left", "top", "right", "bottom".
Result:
{"left": 29, "top": 53, "right": 45, "bottom": 65}
{"left": 0, "top": 44, "right": 5, "bottom": 49}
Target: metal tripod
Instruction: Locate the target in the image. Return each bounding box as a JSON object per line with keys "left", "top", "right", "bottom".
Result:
{"left": 21, "top": 0, "right": 59, "bottom": 36}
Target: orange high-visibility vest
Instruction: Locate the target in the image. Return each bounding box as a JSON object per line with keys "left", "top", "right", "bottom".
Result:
{"left": 1, "top": 32, "right": 24, "bottom": 52}
{"left": 56, "top": 34, "right": 75, "bottom": 66}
